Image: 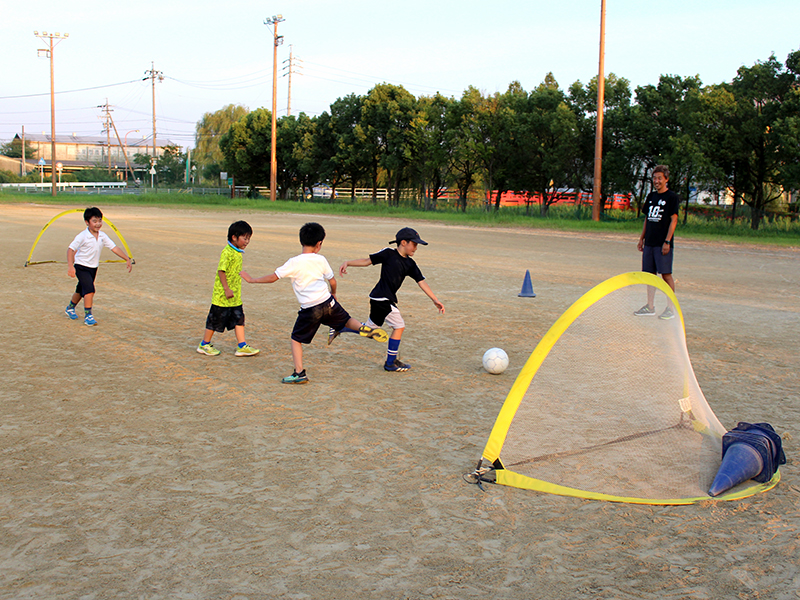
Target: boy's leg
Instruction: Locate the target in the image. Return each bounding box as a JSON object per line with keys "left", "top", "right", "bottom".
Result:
{"left": 198, "top": 306, "right": 222, "bottom": 355}
{"left": 291, "top": 339, "right": 304, "bottom": 373}
{"left": 234, "top": 325, "right": 260, "bottom": 356}
{"left": 381, "top": 307, "right": 410, "bottom": 371}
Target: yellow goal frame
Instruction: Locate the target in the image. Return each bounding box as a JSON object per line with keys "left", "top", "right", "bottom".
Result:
{"left": 24, "top": 208, "right": 135, "bottom": 267}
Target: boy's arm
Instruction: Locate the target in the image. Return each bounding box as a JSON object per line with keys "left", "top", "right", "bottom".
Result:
{"left": 418, "top": 280, "right": 445, "bottom": 314}
{"left": 218, "top": 270, "right": 235, "bottom": 298}
{"left": 111, "top": 246, "right": 133, "bottom": 272}
{"left": 339, "top": 257, "right": 372, "bottom": 276}
{"left": 241, "top": 271, "right": 279, "bottom": 284}
{"left": 328, "top": 276, "right": 337, "bottom": 299}
{"left": 67, "top": 248, "right": 76, "bottom": 278}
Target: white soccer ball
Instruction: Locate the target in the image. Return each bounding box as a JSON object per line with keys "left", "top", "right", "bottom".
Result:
{"left": 482, "top": 348, "right": 509, "bottom": 375}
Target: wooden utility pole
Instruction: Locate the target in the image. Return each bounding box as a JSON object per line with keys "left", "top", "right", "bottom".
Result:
{"left": 265, "top": 15, "right": 284, "bottom": 202}
{"left": 591, "top": 0, "right": 607, "bottom": 221}
{"left": 144, "top": 63, "right": 163, "bottom": 161}
{"left": 34, "top": 31, "right": 68, "bottom": 197}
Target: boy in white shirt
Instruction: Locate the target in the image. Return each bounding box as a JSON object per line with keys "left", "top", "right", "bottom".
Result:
{"left": 242, "top": 222, "right": 387, "bottom": 384}
{"left": 65, "top": 207, "right": 132, "bottom": 326}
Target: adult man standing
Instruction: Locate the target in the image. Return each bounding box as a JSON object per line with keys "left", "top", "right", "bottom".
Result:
{"left": 635, "top": 165, "right": 679, "bottom": 320}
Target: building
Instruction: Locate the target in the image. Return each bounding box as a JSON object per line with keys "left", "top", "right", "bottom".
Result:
{"left": 8, "top": 132, "right": 178, "bottom": 176}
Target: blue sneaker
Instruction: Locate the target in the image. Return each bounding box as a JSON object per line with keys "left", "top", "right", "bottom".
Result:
{"left": 84, "top": 314, "right": 97, "bottom": 326}
{"left": 281, "top": 371, "right": 309, "bottom": 384}
{"left": 65, "top": 306, "right": 78, "bottom": 320}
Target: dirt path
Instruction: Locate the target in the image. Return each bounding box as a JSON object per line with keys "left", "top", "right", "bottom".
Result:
{"left": 1, "top": 203, "right": 798, "bottom": 599}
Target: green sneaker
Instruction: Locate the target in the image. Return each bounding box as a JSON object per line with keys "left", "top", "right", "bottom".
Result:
{"left": 197, "top": 342, "right": 221, "bottom": 356}
{"left": 282, "top": 371, "right": 309, "bottom": 384}
{"left": 633, "top": 304, "right": 656, "bottom": 317}
{"left": 235, "top": 344, "right": 260, "bottom": 357}
{"left": 659, "top": 307, "right": 676, "bottom": 320}
{"left": 359, "top": 325, "right": 389, "bottom": 343}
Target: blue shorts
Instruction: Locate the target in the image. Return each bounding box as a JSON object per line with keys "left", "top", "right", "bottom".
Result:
{"left": 74, "top": 264, "right": 98, "bottom": 296}
{"left": 292, "top": 296, "right": 351, "bottom": 344}
{"left": 642, "top": 245, "right": 673, "bottom": 275}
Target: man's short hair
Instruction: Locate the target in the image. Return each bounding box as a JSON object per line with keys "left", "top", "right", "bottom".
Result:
{"left": 227, "top": 220, "right": 253, "bottom": 241}
{"left": 653, "top": 165, "right": 670, "bottom": 180}
{"left": 299, "top": 222, "right": 326, "bottom": 247}
{"left": 84, "top": 207, "right": 103, "bottom": 222}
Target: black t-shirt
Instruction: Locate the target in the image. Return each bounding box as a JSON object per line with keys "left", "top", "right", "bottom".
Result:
{"left": 368, "top": 247, "right": 425, "bottom": 304}
{"left": 642, "top": 190, "right": 680, "bottom": 246}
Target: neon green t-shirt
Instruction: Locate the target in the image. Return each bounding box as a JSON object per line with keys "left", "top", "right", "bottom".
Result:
{"left": 211, "top": 244, "right": 244, "bottom": 307}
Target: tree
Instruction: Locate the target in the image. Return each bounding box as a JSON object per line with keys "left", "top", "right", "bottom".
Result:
{"left": 410, "top": 93, "right": 456, "bottom": 210}
{"left": 219, "top": 108, "right": 272, "bottom": 186}
{"left": 194, "top": 104, "right": 249, "bottom": 183}
{"left": 0, "top": 138, "right": 37, "bottom": 159}
{"left": 728, "top": 51, "right": 800, "bottom": 229}
{"left": 156, "top": 145, "right": 186, "bottom": 185}
{"left": 358, "top": 84, "right": 417, "bottom": 205}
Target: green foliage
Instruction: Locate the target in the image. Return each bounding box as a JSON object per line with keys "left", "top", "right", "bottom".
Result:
{"left": 196, "top": 47, "right": 800, "bottom": 231}
{"left": 0, "top": 139, "right": 37, "bottom": 158}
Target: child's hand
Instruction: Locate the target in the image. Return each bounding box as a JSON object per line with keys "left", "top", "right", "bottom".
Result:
{"left": 339, "top": 262, "right": 349, "bottom": 276}
{"left": 433, "top": 299, "right": 445, "bottom": 314}
{"left": 67, "top": 266, "right": 76, "bottom": 278}
{"left": 225, "top": 288, "right": 234, "bottom": 299}
{"left": 241, "top": 271, "right": 252, "bottom": 283}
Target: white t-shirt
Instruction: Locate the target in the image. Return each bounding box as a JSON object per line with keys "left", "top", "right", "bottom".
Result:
{"left": 68, "top": 228, "right": 116, "bottom": 268}
{"left": 274, "top": 253, "right": 334, "bottom": 308}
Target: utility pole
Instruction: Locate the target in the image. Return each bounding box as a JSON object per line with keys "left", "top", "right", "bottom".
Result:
{"left": 591, "top": 0, "right": 607, "bottom": 222}
{"left": 34, "top": 30, "right": 68, "bottom": 197}
{"left": 144, "top": 62, "right": 163, "bottom": 161}
{"left": 99, "top": 99, "right": 113, "bottom": 173}
{"left": 21, "top": 126, "right": 26, "bottom": 176}
{"left": 282, "top": 45, "right": 302, "bottom": 117}
{"left": 265, "top": 14, "right": 284, "bottom": 202}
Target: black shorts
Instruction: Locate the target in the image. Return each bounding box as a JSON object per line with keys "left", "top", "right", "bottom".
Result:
{"left": 368, "top": 299, "right": 393, "bottom": 327}
{"left": 291, "top": 296, "right": 351, "bottom": 344}
{"left": 74, "top": 264, "right": 98, "bottom": 296}
{"left": 205, "top": 304, "right": 245, "bottom": 332}
{"left": 642, "top": 245, "right": 674, "bottom": 275}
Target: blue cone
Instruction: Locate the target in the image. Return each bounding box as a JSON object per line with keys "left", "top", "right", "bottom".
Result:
{"left": 518, "top": 270, "right": 536, "bottom": 298}
{"left": 708, "top": 442, "right": 764, "bottom": 497}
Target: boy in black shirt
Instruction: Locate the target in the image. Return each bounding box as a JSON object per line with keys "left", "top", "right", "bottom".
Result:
{"left": 336, "top": 227, "right": 445, "bottom": 371}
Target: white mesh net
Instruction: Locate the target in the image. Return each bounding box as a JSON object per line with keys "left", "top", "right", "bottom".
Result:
{"left": 489, "top": 275, "right": 733, "bottom": 502}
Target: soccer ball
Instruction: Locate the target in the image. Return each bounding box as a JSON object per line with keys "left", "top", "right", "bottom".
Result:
{"left": 482, "top": 348, "right": 509, "bottom": 375}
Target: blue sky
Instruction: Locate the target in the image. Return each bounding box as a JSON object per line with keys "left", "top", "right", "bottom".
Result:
{"left": 1, "top": 0, "right": 798, "bottom": 150}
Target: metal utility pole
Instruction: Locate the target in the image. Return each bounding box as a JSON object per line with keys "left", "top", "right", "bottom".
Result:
{"left": 34, "top": 30, "right": 68, "bottom": 197}
{"left": 21, "top": 126, "right": 26, "bottom": 176}
{"left": 265, "top": 14, "right": 284, "bottom": 202}
{"left": 282, "top": 45, "right": 302, "bottom": 117}
{"left": 144, "top": 62, "right": 163, "bottom": 161}
{"left": 99, "top": 99, "right": 113, "bottom": 172}
{"left": 591, "top": 0, "right": 607, "bottom": 221}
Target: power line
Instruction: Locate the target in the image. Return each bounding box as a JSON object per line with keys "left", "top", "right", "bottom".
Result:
{"left": 0, "top": 80, "right": 141, "bottom": 100}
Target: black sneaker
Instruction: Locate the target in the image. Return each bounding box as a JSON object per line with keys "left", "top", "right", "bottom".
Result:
{"left": 384, "top": 358, "right": 411, "bottom": 372}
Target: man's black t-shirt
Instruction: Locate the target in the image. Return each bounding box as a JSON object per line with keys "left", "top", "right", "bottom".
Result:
{"left": 368, "top": 247, "right": 425, "bottom": 304}
{"left": 642, "top": 190, "right": 680, "bottom": 246}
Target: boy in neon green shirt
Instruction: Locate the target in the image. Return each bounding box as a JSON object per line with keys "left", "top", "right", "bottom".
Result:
{"left": 197, "top": 221, "right": 260, "bottom": 357}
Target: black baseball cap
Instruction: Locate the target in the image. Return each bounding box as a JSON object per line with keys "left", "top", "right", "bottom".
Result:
{"left": 390, "top": 227, "right": 428, "bottom": 245}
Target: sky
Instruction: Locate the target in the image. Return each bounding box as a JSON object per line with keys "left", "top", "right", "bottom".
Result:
{"left": 1, "top": 0, "right": 798, "bottom": 151}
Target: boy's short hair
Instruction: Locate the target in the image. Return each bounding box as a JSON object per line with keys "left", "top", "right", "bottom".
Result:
{"left": 653, "top": 165, "right": 670, "bottom": 180}
{"left": 228, "top": 220, "right": 253, "bottom": 241}
{"left": 84, "top": 207, "right": 103, "bottom": 222}
{"left": 299, "top": 222, "right": 325, "bottom": 247}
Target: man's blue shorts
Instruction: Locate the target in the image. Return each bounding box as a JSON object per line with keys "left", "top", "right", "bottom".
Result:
{"left": 642, "top": 245, "right": 673, "bottom": 275}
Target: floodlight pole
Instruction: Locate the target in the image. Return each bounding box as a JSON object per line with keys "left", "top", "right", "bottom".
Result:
{"left": 265, "top": 14, "right": 284, "bottom": 202}
{"left": 591, "top": 0, "right": 607, "bottom": 221}
{"left": 34, "top": 31, "right": 68, "bottom": 197}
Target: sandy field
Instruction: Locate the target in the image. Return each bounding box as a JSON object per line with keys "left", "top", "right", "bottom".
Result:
{"left": 1, "top": 203, "right": 798, "bottom": 600}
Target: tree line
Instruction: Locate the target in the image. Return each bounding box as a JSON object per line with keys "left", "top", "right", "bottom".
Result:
{"left": 193, "top": 49, "right": 799, "bottom": 230}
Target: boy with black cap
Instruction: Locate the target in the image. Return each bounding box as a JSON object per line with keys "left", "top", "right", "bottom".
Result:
{"left": 336, "top": 227, "right": 445, "bottom": 372}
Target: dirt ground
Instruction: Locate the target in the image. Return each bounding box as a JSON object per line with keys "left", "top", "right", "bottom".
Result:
{"left": 1, "top": 203, "right": 798, "bottom": 600}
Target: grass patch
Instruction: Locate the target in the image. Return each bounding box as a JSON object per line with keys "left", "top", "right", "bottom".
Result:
{"left": 2, "top": 190, "right": 798, "bottom": 247}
